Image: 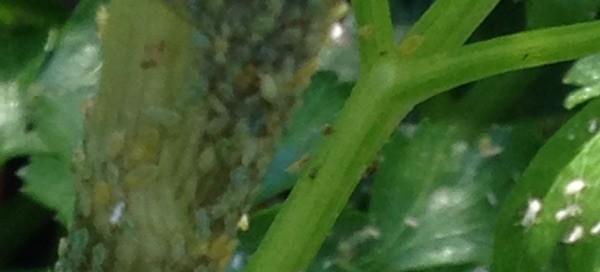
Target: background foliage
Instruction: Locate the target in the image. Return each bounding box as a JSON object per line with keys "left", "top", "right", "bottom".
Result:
{"left": 1, "top": 0, "right": 600, "bottom": 271}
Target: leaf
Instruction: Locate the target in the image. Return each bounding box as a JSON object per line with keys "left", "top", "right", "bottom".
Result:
{"left": 0, "top": 8, "right": 51, "bottom": 82}
{"left": 563, "top": 53, "right": 600, "bottom": 109}
{"left": 525, "top": 0, "right": 599, "bottom": 28}
{"left": 493, "top": 97, "right": 600, "bottom": 271}
{"left": 254, "top": 71, "right": 352, "bottom": 202}
{"left": 364, "top": 120, "right": 542, "bottom": 271}
{"left": 18, "top": 0, "right": 105, "bottom": 226}
{"left": 18, "top": 156, "right": 75, "bottom": 226}
{"left": 0, "top": 82, "right": 45, "bottom": 165}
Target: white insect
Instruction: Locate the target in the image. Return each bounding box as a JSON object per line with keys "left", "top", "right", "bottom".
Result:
{"left": 403, "top": 217, "right": 419, "bottom": 228}
{"left": 230, "top": 253, "right": 245, "bottom": 270}
{"left": 589, "top": 118, "right": 598, "bottom": 133}
{"left": 563, "top": 224, "right": 585, "bottom": 244}
{"left": 329, "top": 22, "right": 344, "bottom": 42}
{"left": 109, "top": 201, "right": 126, "bottom": 225}
{"left": 237, "top": 213, "right": 250, "bottom": 231}
{"left": 521, "top": 198, "right": 542, "bottom": 227}
{"left": 486, "top": 192, "right": 499, "bottom": 206}
{"left": 590, "top": 221, "right": 600, "bottom": 236}
{"left": 554, "top": 204, "right": 582, "bottom": 222}
{"left": 564, "top": 179, "right": 586, "bottom": 196}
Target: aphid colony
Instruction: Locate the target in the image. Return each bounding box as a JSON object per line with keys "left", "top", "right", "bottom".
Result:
{"left": 180, "top": 0, "right": 344, "bottom": 263}
{"left": 520, "top": 178, "right": 600, "bottom": 244}
{"left": 168, "top": 0, "right": 346, "bottom": 247}
{"left": 63, "top": 1, "right": 348, "bottom": 271}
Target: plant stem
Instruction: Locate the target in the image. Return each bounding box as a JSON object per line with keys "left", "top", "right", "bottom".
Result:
{"left": 353, "top": 0, "right": 395, "bottom": 73}
{"left": 399, "top": 0, "right": 500, "bottom": 57}
{"left": 246, "top": 20, "right": 600, "bottom": 272}
{"left": 55, "top": 0, "right": 210, "bottom": 269}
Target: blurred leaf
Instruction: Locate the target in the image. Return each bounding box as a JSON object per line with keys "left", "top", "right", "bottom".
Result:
{"left": 0, "top": 0, "right": 69, "bottom": 26}
{"left": 493, "top": 97, "right": 600, "bottom": 271}
{"left": 0, "top": 83, "right": 45, "bottom": 164}
{"left": 0, "top": 26, "right": 47, "bottom": 82}
{"left": 565, "top": 54, "right": 600, "bottom": 87}
{"left": 564, "top": 53, "right": 600, "bottom": 109}
{"left": 0, "top": 194, "right": 53, "bottom": 267}
{"left": 525, "top": 0, "right": 599, "bottom": 28}
{"left": 364, "top": 120, "right": 542, "bottom": 271}
{"left": 255, "top": 71, "right": 352, "bottom": 202}
{"left": 0, "top": 0, "right": 71, "bottom": 81}
{"left": 18, "top": 0, "right": 105, "bottom": 226}
{"left": 19, "top": 156, "right": 75, "bottom": 225}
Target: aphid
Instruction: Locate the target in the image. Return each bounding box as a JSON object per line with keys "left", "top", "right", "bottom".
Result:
{"left": 452, "top": 140, "right": 468, "bottom": 155}
{"left": 235, "top": 64, "right": 259, "bottom": 93}
{"left": 364, "top": 159, "right": 381, "bottom": 177}
{"left": 236, "top": 213, "right": 250, "bottom": 231}
{"left": 93, "top": 181, "right": 112, "bottom": 207}
{"left": 286, "top": 154, "right": 310, "bottom": 173}
{"left": 195, "top": 209, "right": 212, "bottom": 240}
{"left": 206, "top": 234, "right": 238, "bottom": 271}
{"left": 589, "top": 118, "right": 598, "bottom": 133}
{"left": 398, "top": 34, "right": 424, "bottom": 57}
{"left": 590, "top": 220, "right": 600, "bottom": 235}
{"left": 308, "top": 167, "right": 319, "bottom": 180}
{"left": 322, "top": 123, "right": 333, "bottom": 135}
{"left": 329, "top": 22, "right": 344, "bottom": 42}
{"left": 259, "top": 73, "right": 279, "bottom": 103}
{"left": 564, "top": 179, "right": 586, "bottom": 196}
{"left": 140, "top": 59, "right": 158, "bottom": 69}
{"left": 478, "top": 135, "right": 503, "bottom": 158}
{"left": 521, "top": 198, "right": 542, "bottom": 227}
{"left": 486, "top": 192, "right": 499, "bottom": 206}
{"left": 109, "top": 201, "right": 126, "bottom": 225}
{"left": 95, "top": 4, "right": 109, "bottom": 38}
{"left": 285, "top": 58, "right": 320, "bottom": 92}
{"left": 140, "top": 40, "right": 166, "bottom": 69}
{"left": 554, "top": 204, "right": 582, "bottom": 222}
{"left": 230, "top": 253, "right": 245, "bottom": 270}
{"left": 357, "top": 24, "right": 374, "bottom": 40}
{"left": 403, "top": 217, "right": 419, "bottom": 228}
{"left": 563, "top": 224, "right": 585, "bottom": 244}
{"left": 44, "top": 28, "right": 59, "bottom": 52}
{"left": 106, "top": 130, "right": 126, "bottom": 159}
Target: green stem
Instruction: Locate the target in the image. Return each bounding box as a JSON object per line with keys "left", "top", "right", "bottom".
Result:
{"left": 353, "top": 0, "right": 394, "bottom": 73}
{"left": 246, "top": 20, "right": 600, "bottom": 272}
{"left": 399, "top": 0, "right": 500, "bottom": 57}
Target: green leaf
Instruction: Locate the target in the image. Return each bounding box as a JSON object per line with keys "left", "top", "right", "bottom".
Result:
{"left": 0, "top": 1, "right": 60, "bottom": 82}
{"left": 19, "top": 0, "right": 105, "bottom": 226}
{"left": 365, "top": 121, "right": 542, "bottom": 271}
{"left": 563, "top": 53, "right": 600, "bottom": 109}
{"left": 0, "top": 27, "right": 47, "bottom": 82}
{"left": 18, "top": 156, "right": 75, "bottom": 226}
{"left": 526, "top": 0, "right": 600, "bottom": 28}
{"left": 0, "top": 82, "right": 45, "bottom": 164}
{"left": 493, "top": 97, "right": 600, "bottom": 271}
{"left": 254, "top": 71, "right": 352, "bottom": 202}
